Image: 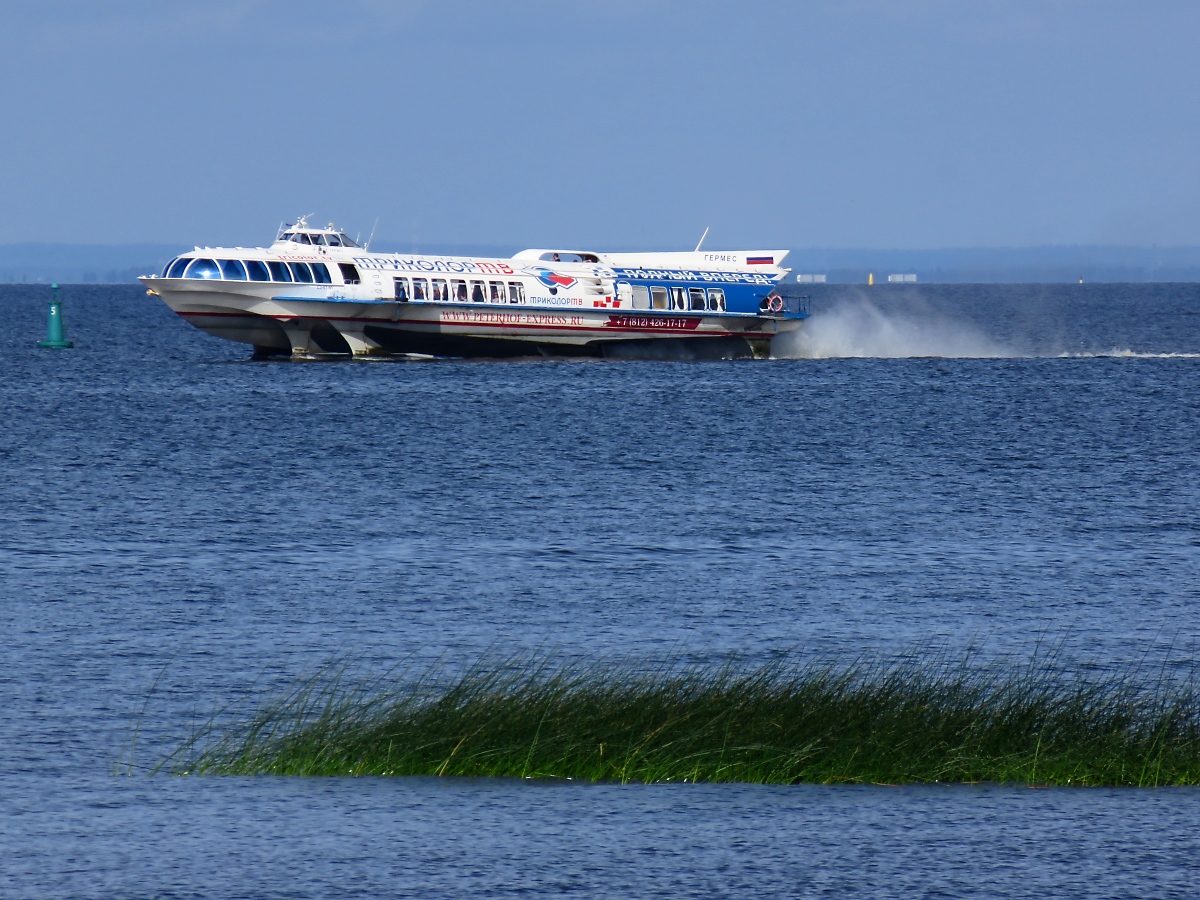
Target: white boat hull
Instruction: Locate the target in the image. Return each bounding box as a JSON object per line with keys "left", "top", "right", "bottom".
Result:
{"left": 140, "top": 222, "right": 805, "bottom": 360}
{"left": 155, "top": 283, "right": 797, "bottom": 360}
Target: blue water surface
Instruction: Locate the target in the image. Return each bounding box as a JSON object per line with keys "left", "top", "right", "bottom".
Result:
{"left": 1, "top": 283, "right": 1199, "bottom": 897}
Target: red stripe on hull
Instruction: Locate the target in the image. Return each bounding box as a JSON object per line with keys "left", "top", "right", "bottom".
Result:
{"left": 175, "top": 310, "right": 770, "bottom": 339}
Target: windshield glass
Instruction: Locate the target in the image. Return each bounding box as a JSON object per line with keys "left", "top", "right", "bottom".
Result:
{"left": 184, "top": 258, "right": 220, "bottom": 279}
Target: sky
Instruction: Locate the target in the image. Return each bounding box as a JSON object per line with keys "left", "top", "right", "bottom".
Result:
{"left": 1, "top": 0, "right": 1198, "bottom": 251}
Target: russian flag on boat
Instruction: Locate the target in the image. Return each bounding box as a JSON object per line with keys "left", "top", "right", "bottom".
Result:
{"left": 747, "top": 256, "right": 774, "bottom": 265}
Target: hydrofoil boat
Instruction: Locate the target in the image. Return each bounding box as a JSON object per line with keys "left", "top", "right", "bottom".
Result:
{"left": 140, "top": 218, "right": 806, "bottom": 359}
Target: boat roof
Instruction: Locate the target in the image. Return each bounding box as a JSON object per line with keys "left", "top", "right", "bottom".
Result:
{"left": 171, "top": 220, "right": 788, "bottom": 274}
{"left": 514, "top": 248, "right": 790, "bottom": 272}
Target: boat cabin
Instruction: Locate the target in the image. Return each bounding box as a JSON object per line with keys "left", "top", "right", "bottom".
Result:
{"left": 513, "top": 249, "right": 603, "bottom": 264}
{"left": 273, "top": 218, "right": 358, "bottom": 248}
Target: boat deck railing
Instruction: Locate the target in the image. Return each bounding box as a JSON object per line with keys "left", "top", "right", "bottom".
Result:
{"left": 762, "top": 294, "right": 810, "bottom": 318}
{"left": 786, "top": 295, "right": 810, "bottom": 317}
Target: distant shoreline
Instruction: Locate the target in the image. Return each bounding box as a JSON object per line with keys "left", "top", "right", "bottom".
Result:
{"left": 4, "top": 243, "right": 1200, "bottom": 285}
{"left": 6, "top": 278, "right": 1200, "bottom": 287}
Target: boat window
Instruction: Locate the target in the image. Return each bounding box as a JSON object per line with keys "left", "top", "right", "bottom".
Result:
{"left": 650, "top": 286, "right": 668, "bottom": 310}
{"left": 670, "top": 287, "right": 687, "bottom": 310}
{"left": 325, "top": 234, "right": 342, "bottom": 247}
{"left": 339, "top": 234, "right": 358, "bottom": 248}
{"left": 689, "top": 288, "right": 706, "bottom": 310}
{"left": 162, "top": 257, "right": 178, "bottom": 276}
{"left": 452, "top": 279, "right": 468, "bottom": 302}
{"left": 632, "top": 285, "right": 650, "bottom": 309}
{"left": 294, "top": 233, "right": 313, "bottom": 245}
{"left": 471, "top": 281, "right": 485, "bottom": 303}
{"left": 707, "top": 288, "right": 726, "bottom": 311}
{"left": 311, "top": 262, "right": 332, "bottom": 284}
{"left": 219, "top": 259, "right": 248, "bottom": 280}
{"left": 311, "top": 234, "right": 327, "bottom": 246}
{"left": 245, "top": 260, "right": 271, "bottom": 281}
{"left": 489, "top": 281, "right": 506, "bottom": 303}
{"left": 267, "top": 260, "right": 292, "bottom": 282}
{"left": 184, "top": 258, "right": 221, "bottom": 279}
{"left": 411, "top": 277, "right": 428, "bottom": 300}
{"left": 432, "top": 278, "right": 447, "bottom": 302}
{"left": 338, "top": 263, "right": 360, "bottom": 284}
{"left": 167, "top": 257, "right": 191, "bottom": 278}
{"left": 507, "top": 282, "right": 525, "bottom": 304}
{"left": 537, "top": 251, "right": 599, "bottom": 263}
{"left": 278, "top": 233, "right": 294, "bottom": 242}
{"left": 289, "top": 262, "right": 315, "bottom": 283}
{"left": 394, "top": 277, "right": 409, "bottom": 301}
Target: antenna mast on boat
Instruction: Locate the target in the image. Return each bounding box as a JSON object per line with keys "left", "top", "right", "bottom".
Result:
{"left": 365, "top": 217, "right": 379, "bottom": 251}
{"left": 694, "top": 226, "right": 710, "bottom": 252}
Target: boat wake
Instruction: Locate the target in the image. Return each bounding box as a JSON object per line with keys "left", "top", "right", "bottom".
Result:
{"left": 772, "top": 298, "right": 1016, "bottom": 359}
{"left": 771, "top": 297, "right": 1200, "bottom": 360}
{"left": 1056, "top": 350, "right": 1200, "bottom": 359}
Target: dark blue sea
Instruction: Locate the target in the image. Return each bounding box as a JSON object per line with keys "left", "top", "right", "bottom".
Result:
{"left": 2, "top": 282, "right": 1199, "bottom": 897}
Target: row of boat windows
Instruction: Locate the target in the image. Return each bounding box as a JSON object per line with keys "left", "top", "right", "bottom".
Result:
{"left": 627, "top": 285, "right": 726, "bottom": 311}
{"left": 395, "top": 276, "right": 526, "bottom": 304}
{"left": 164, "top": 257, "right": 361, "bottom": 285}
{"left": 278, "top": 232, "right": 358, "bottom": 247}
{"left": 164, "top": 257, "right": 729, "bottom": 311}
{"left": 393, "top": 278, "right": 727, "bottom": 310}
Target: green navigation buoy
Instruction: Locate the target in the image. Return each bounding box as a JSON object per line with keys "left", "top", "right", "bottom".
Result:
{"left": 37, "top": 283, "right": 74, "bottom": 349}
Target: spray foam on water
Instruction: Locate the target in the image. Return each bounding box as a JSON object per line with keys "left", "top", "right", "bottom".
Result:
{"left": 772, "top": 297, "right": 1015, "bottom": 359}
{"left": 1057, "top": 350, "right": 1200, "bottom": 359}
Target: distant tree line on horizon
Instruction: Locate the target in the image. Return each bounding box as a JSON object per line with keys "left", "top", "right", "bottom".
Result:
{"left": 4, "top": 243, "right": 1200, "bottom": 284}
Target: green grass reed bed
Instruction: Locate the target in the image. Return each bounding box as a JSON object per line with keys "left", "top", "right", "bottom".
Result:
{"left": 164, "top": 654, "right": 1200, "bottom": 785}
